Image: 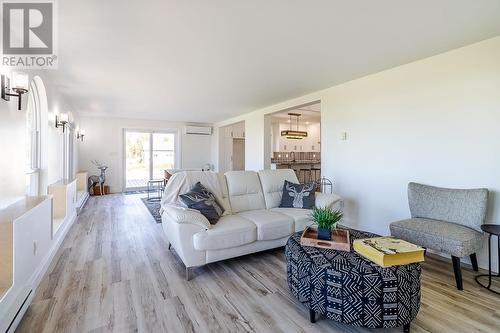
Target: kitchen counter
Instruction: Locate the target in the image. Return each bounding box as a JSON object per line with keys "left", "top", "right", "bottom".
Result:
{"left": 271, "top": 160, "right": 320, "bottom": 166}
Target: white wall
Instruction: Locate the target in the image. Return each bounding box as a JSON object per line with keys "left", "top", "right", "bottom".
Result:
{"left": 0, "top": 73, "right": 72, "bottom": 205}
{"left": 213, "top": 36, "right": 500, "bottom": 271}
{"left": 0, "top": 70, "right": 26, "bottom": 206}
{"left": 78, "top": 116, "right": 212, "bottom": 193}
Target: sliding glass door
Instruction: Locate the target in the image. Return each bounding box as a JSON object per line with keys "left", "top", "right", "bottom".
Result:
{"left": 124, "top": 130, "right": 177, "bottom": 190}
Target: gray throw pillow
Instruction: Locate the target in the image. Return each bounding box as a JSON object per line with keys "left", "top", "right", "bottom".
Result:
{"left": 279, "top": 180, "right": 316, "bottom": 209}
{"left": 180, "top": 182, "right": 224, "bottom": 224}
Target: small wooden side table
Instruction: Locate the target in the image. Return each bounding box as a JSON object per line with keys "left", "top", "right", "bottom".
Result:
{"left": 475, "top": 224, "right": 500, "bottom": 295}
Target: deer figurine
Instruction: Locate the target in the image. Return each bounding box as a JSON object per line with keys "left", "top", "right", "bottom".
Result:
{"left": 286, "top": 182, "right": 315, "bottom": 208}
{"left": 88, "top": 160, "right": 108, "bottom": 195}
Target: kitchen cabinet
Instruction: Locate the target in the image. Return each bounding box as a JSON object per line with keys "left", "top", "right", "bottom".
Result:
{"left": 232, "top": 122, "right": 245, "bottom": 138}
{"left": 220, "top": 122, "right": 246, "bottom": 172}
{"left": 273, "top": 122, "right": 320, "bottom": 153}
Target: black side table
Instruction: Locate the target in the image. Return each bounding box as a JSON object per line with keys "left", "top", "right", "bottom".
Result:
{"left": 147, "top": 179, "right": 164, "bottom": 201}
{"left": 475, "top": 224, "right": 500, "bottom": 295}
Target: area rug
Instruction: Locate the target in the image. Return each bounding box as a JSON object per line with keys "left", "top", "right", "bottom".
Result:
{"left": 140, "top": 198, "right": 162, "bottom": 223}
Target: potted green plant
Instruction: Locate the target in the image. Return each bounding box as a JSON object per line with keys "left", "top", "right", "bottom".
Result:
{"left": 310, "top": 207, "right": 343, "bottom": 241}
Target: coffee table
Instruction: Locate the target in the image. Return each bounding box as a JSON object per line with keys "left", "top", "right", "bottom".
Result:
{"left": 285, "top": 228, "right": 421, "bottom": 332}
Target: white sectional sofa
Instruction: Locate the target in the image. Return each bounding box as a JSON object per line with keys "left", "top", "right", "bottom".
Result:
{"left": 160, "top": 169, "right": 342, "bottom": 280}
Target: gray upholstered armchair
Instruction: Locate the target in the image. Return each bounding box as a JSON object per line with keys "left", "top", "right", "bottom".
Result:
{"left": 390, "top": 182, "right": 488, "bottom": 290}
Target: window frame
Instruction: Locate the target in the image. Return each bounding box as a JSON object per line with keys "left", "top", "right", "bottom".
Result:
{"left": 122, "top": 128, "right": 180, "bottom": 191}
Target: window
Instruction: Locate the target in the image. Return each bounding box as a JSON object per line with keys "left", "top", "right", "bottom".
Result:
{"left": 124, "top": 130, "right": 178, "bottom": 190}
{"left": 63, "top": 127, "right": 74, "bottom": 181}
{"left": 25, "top": 79, "right": 42, "bottom": 195}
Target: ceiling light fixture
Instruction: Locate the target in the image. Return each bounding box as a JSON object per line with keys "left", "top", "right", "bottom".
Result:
{"left": 1, "top": 72, "right": 29, "bottom": 110}
{"left": 55, "top": 113, "right": 69, "bottom": 132}
{"left": 281, "top": 113, "right": 308, "bottom": 139}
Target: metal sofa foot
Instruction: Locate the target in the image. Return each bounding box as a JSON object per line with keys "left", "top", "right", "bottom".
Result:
{"left": 186, "top": 267, "right": 194, "bottom": 281}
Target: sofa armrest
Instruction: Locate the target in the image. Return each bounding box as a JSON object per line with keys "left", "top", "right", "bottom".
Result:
{"left": 161, "top": 210, "right": 207, "bottom": 268}
{"left": 162, "top": 204, "right": 211, "bottom": 230}
{"left": 315, "top": 192, "right": 343, "bottom": 210}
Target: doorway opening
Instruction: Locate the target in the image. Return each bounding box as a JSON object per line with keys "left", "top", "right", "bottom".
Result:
{"left": 266, "top": 102, "right": 321, "bottom": 184}
{"left": 124, "top": 130, "right": 178, "bottom": 190}
{"left": 218, "top": 121, "right": 245, "bottom": 173}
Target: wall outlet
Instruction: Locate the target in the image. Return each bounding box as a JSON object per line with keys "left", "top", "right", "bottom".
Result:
{"left": 340, "top": 132, "right": 347, "bottom": 140}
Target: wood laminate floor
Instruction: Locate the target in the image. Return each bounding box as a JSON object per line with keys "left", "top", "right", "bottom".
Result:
{"left": 16, "top": 194, "right": 500, "bottom": 333}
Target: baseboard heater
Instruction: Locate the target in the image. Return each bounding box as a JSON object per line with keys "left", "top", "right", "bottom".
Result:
{"left": 5, "top": 289, "right": 32, "bottom": 333}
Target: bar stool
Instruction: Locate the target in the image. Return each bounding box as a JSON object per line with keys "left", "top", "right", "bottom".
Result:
{"left": 299, "top": 168, "right": 312, "bottom": 184}
{"left": 311, "top": 167, "right": 321, "bottom": 184}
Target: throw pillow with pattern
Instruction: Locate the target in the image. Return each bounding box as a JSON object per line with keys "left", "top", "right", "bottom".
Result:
{"left": 279, "top": 180, "right": 316, "bottom": 209}
{"left": 180, "top": 182, "right": 224, "bottom": 224}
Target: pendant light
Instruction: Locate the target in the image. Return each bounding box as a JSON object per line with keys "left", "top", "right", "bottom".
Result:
{"left": 281, "top": 113, "right": 308, "bottom": 139}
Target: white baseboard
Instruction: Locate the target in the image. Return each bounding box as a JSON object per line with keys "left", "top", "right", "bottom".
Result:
{"left": 76, "top": 192, "right": 89, "bottom": 215}
{"left": 6, "top": 212, "right": 78, "bottom": 333}
{"left": 31, "top": 211, "right": 77, "bottom": 290}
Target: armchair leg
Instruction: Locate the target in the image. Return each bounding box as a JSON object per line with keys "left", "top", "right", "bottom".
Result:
{"left": 168, "top": 242, "right": 171, "bottom": 250}
{"left": 451, "top": 256, "right": 463, "bottom": 290}
{"left": 470, "top": 253, "right": 478, "bottom": 271}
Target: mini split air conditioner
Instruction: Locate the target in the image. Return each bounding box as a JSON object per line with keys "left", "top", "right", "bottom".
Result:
{"left": 184, "top": 126, "right": 212, "bottom": 135}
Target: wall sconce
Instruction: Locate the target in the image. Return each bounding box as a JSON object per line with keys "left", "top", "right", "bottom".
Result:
{"left": 55, "top": 113, "right": 69, "bottom": 132}
{"left": 77, "top": 129, "right": 85, "bottom": 142}
{"left": 1, "top": 72, "right": 29, "bottom": 110}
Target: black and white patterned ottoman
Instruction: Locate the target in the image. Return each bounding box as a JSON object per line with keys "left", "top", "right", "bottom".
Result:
{"left": 285, "top": 229, "right": 421, "bottom": 333}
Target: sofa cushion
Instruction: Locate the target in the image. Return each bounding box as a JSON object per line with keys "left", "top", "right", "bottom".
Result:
{"left": 271, "top": 208, "right": 313, "bottom": 232}
{"left": 280, "top": 180, "right": 316, "bottom": 209}
{"left": 390, "top": 218, "right": 484, "bottom": 257}
{"left": 193, "top": 215, "right": 257, "bottom": 251}
{"left": 179, "top": 182, "right": 224, "bottom": 224}
{"left": 225, "top": 171, "right": 266, "bottom": 213}
{"left": 258, "top": 169, "right": 299, "bottom": 209}
{"left": 237, "top": 210, "right": 294, "bottom": 241}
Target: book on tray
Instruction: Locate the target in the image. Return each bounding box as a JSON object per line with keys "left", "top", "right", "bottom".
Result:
{"left": 353, "top": 237, "right": 425, "bottom": 267}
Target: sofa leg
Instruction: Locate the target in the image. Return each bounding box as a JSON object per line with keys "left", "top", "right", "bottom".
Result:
{"left": 186, "top": 267, "right": 194, "bottom": 281}
{"left": 451, "top": 256, "right": 463, "bottom": 290}
{"left": 470, "top": 253, "right": 478, "bottom": 271}
{"left": 168, "top": 242, "right": 171, "bottom": 250}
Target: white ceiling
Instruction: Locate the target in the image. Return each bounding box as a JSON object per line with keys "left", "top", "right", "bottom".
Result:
{"left": 269, "top": 103, "right": 321, "bottom": 123}
{"left": 43, "top": 0, "right": 500, "bottom": 123}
